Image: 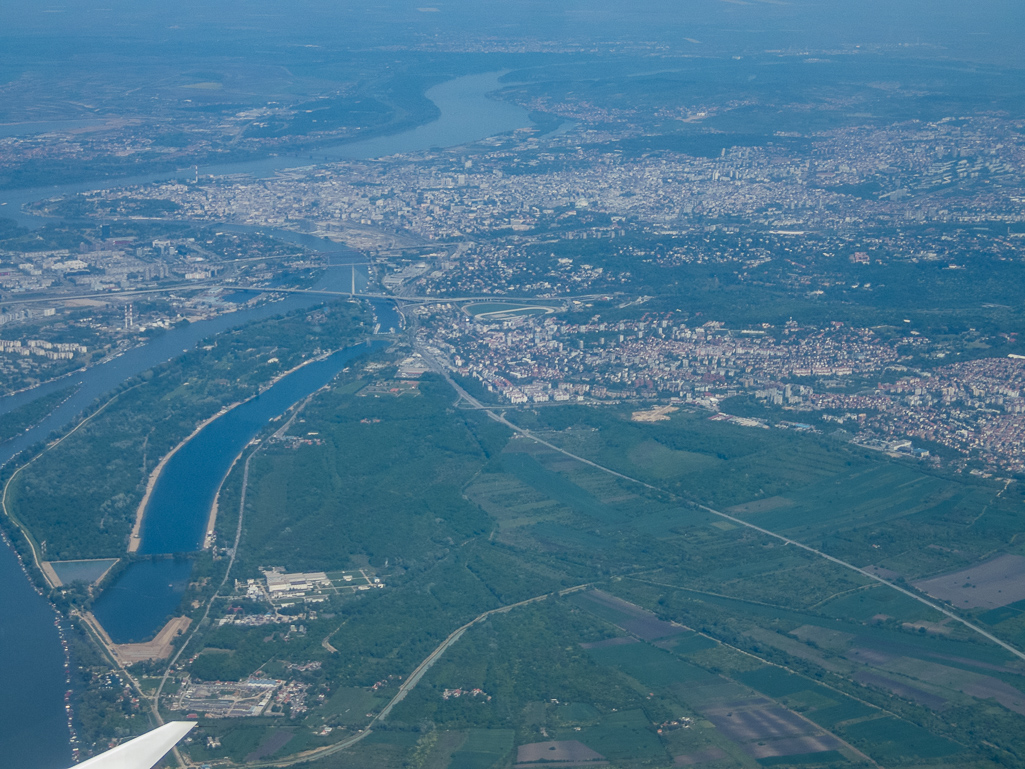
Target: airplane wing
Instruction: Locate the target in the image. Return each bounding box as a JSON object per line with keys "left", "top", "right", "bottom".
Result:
{"left": 72, "top": 722, "right": 195, "bottom": 769}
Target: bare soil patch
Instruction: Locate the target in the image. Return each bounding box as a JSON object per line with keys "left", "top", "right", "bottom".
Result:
{"left": 516, "top": 740, "right": 605, "bottom": 764}
{"left": 885, "top": 656, "right": 1025, "bottom": 715}
{"left": 578, "top": 590, "right": 687, "bottom": 641}
{"left": 115, "top": 616, "right": 191, "bottom": 664}
{"left": 673, "top": 747, "right": 726, "bottom": 765}
{"left": 725, "top": 496, "right": 793, "bottom": 514}
{"left": 853, "top": 671, "right": 948, "bottom": 710}
{"left": 913, "top": 554, "right": 1025, "bottom": 610}
{"left": 862, "top": 564, "right": 900, "bottom": 580}
{"left": 246, "top": 730, "right": 292, "bottom": 761}
{"left": 705, "top": 703, "right": 842, "bottom": 760}
{"left": 747, "top": 735, "right": 842, "bottom": 759}
{"left": 790, "top": 624, "right": 855, "bottom": 649}
{"left": 706, "top": 704, "right": 811, "bottom": 743}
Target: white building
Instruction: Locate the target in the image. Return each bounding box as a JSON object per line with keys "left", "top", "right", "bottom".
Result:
{"left": 262, "top": 569, "right": 330, "bottom": 595}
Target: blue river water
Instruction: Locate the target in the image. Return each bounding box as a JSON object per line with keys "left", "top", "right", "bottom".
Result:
{"left": 0, "top": 529, "right": 70, "bottom": 769}
{"left": 89, "top": 560, "right": 194, "bottom": 647}
{"left": 0, "top": 71, "right": 530, "bottom": 229}
{"left": 0, "top": 71, "right": 530, "bottom": 768}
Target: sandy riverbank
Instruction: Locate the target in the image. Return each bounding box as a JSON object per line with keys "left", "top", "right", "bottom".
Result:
{"left": 203, "top": 448, "right": 245, "bottom": 550}
{"left": 40, "top": 561, "right": 61, "bottom": 587}
{"left": 40, "top": 557, "right": 118, "bottom": 588}
{"left": 116, "top": 616, "right": 192, "bottom": 664}
{"left": 82, "top": 611, "right": 191, "bottom": 665}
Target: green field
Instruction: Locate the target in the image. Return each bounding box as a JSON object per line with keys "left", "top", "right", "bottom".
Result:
{"left": 735, "top": 668, "right": 875, "bottom": 728}
{"left": 660, "top": 632, "right": 719, "bottom": 655}
{"left": 573, "top": 709, "right": 669, "bottom": 761}
{"left": 842, "top": 717, "right": 961, "bottom": 761}
{"left": 553, "top": 702, "right": 602, "bottom": 725}
{"left": 758, "top": 751, "right": 846, "bottom": 767}
{"left": 738, "top": 667, "right": 818, "bottom": 698}
{"left": 501, "top": 452, "right": 623, "bottom": 524}
{"left": 322, "top": 687, "right": 384, "bottom": 724}
{"left": 363, "top": 731, "right": 421, "bottom": 747}
{"left": 446, "top": 729, "right": 515, "bottom": 769}
{"left": 626, "top": 439, "right": 723, "bottom": 479}
{"left": 806, "top": 700, "right": 877, "bottom": 730}
{"left": 200, "top": 725, "right": 274, "bottom": 763}
{"left": 816, "top": 585, "right": 943, "bottom": 623}
{"left": 587, "top": 641, "right": 720, "bottom": 689}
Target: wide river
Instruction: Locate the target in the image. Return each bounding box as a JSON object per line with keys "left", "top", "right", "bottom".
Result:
{"left": 0, "top": 71, "right": 531, "bottom": 768}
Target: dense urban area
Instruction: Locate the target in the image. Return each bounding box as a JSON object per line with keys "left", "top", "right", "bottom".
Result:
{"left": 11, "top": 97, "right": 1025, "bottom": 476}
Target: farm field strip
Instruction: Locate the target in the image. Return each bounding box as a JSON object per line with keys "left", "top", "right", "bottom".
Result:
{"left": 573, "top": 597, "right": 882, "bottom": 765}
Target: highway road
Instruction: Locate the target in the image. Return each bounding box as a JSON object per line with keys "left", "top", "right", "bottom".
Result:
{"left": 9, "top": 281, "right": 601, "bottom": 307}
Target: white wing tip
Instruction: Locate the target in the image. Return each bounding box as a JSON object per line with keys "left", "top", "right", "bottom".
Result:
{"left": 72, "top": 721, "right": 196, "bottom": 769}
